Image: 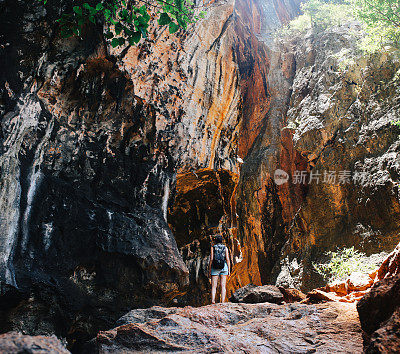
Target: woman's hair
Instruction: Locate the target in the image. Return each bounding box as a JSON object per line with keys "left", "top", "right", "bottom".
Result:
{"left": 213, "top": 234, "right": 223, "bottom": 243}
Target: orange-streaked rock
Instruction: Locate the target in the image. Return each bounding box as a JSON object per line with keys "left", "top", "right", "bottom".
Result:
{"left": 115, "top": 0, "right": 241, "bottom": 173}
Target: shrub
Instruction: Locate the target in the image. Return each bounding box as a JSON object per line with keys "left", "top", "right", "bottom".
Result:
{"left": 305, "top": 0, "right": 354, "bottom": 29}
{"left": 355, "top": 0, "right": 400, "bottom": 51}
{"left": 38, "top": 0, "right": 206, "bottom": 47}
{"left": 279, "top": 0, "right": 354, "bottom": 36}
{"left": 279, "top": 0, "right": 400, "bottom": 52}
{"left": 313, "top": 247, "right": 385, "bottom": 283}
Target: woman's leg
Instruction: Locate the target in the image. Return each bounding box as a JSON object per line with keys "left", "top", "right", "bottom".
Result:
{"left": 220, "top": 275, "right": 227, "bottom": 302}
{"left": 211, "top": 275, "right": 218, "bottom": 304}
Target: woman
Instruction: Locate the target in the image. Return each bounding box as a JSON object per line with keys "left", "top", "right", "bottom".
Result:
{"left": 208, "top": 234, "right": 230, "bottom": 304}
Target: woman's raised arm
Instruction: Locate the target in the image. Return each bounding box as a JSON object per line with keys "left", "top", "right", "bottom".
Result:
{"left": 225, "top": 247, "right": 231, "bottom": 276}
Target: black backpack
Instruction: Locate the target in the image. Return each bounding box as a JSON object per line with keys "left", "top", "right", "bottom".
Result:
{"left": 212, "top": 244, "right": 226, "bottom": 269}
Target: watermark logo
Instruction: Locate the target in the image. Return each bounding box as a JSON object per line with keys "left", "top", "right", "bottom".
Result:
{"left": 274, "top": 169, "right": 289, "bottom": 185}
{"left": 273, "top": 169, "right": 377, "bottom": 186}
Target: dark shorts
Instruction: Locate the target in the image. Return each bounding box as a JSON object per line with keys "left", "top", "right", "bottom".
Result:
{"left": 211, "top": 262, "right": 228, "bottom": 276}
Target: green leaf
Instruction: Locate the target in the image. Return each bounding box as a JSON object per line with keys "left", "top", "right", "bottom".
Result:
{"left": 111, "top": 37, "right": 120, "bottom": 47}
{"left": 158, "top": 13, "right": 171, "bottom": 25}
{"left": 96, "top": 3, "right": 103, "bottom": 11}
{"left": 138, "top": 15, "right": 148, "bottom": 26}
{"left": 115, "top": 22, "right": 123, "bottom": 35}
{"left": 130, "top": 31, "right": 141, "bottom": 44}
{"left": 176, "top": 16, "right": 186, "bottom": 28}
{"left": 125, "top": 15, "right": 133, "bottom": 25}
{"left": 121, "top": 9, "right": 128, "bottom": 19}
{"left": 138, "top": 5, "right": 147, "bottom": 16}
{"left": 104, "top": 31, "right": 114, "bottom": 39}
{"left": 124, "top": 28, "right": 133, "bottom": 36}
{"left": 174, "top": 0, "right": 183, "bottom": 11}
{"left": 73, "top": 6, "right": 82, "bottom": 15}
{"left": 169, "top": 22, "right": 179, "bottom": 33}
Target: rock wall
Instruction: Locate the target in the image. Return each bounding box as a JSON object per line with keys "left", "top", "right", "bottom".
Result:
{"left": 275, "top": 25, "right": 400, "bottom": 290}
{"left": 235, "top": 21, "right": 400, "bottom": 292}
{"left": 165, "top": 0, "right": 302, "bottom": 304}
{"left": 357, "top": 242, "right": 400, "bottom": 352}
{"left": 0, "top": 0, "right": 304, "bottom": 341}
{"left": 0, "top": 0, "right": 247, "bottom": 347}
{"left": 113, "top": 0, "right": 241, "bottom": 173}
{"left": 0, "top": 0, "right": 189, "bottom": 347}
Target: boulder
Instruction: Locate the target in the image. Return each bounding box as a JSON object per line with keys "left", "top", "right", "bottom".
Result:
{"left": 324, "top": 281, "right": 349, "bottom": 296}
{"left": 90, "top": 302, "right": 363, "bottom": 353}
{"left": 278, "top": 287, "right": 307, "bottom": 303}
{"left": 357, "top": 274, "right": 400, "bottom": 351}
{"left": 0, "top": 331, "right": 69, "bottom": 353}
{"left": 365, "top": 308, "right": 400, "bottom": 353}
{"left": 115, "top": 306, "right": 178, "bottom": 326}
{"left": 377, "top": 243, "right": 400, "bottom": 280}
{"left": 347, "top": 272, "right": 374, "bottom": 292}
{"left": 306, "top": 289, "right": 341, "bottom": 303}
{"left": 322, "top": 272, "right": 374, "bottom": 298}
{"left": 229, "top": 284, "right": 284, "bottom": 304}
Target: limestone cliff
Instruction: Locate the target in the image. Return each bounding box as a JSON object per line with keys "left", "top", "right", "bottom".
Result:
{"left": 236, "top": 22, "right": 400, "bottom": 292}
{"left": 0, "top": 0, "right": 298, "bottom": 346}
{"left": 0, "top": 0, "right": 189, "bottom": 347}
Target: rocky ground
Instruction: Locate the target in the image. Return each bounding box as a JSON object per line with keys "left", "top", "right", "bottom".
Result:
{"left": 0, "top": 301, "right": 363, "bottom": 353}
{"left": 1, "top": 242, "right": 399, "bottom": 353}
{"left": 89, "top": 301, "right": 363, "bottom": 353}
{"left": 0, "top": 331, "right": 69, "bottom": 353}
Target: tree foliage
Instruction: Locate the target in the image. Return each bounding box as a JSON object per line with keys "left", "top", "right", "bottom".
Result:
{"left": 38, "top": 0, "right": 206, "bottom": 47}
{"left": 278, "top": 0, "right": 354, "bottom": 35}
{"left": 355, "top": 0, "right": 400, "bottom": 50}
{"left": 356, "top": 0, "right": 400, "bottom": 29}
{"left": 304, "top": 0, "right": 354, "bottom": 29}
{"left": 281, "top": 0, "right": 400, "bottom": 51}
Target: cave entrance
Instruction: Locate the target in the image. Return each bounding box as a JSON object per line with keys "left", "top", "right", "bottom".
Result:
{"left": 167, "top": 168, "right": 241, "bottom": 305}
